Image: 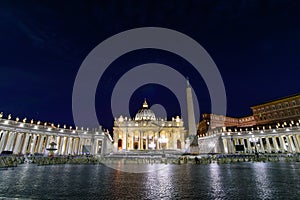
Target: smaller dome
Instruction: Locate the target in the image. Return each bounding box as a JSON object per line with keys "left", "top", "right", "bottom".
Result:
{"left": 135, "top": 99, "right": 156, "bottom": 121}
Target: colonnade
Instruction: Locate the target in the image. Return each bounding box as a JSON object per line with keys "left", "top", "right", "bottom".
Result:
{"left": 223, "top": 133, "right": 300, "bottom": 154}
{"left": 199, "top": 126, "right": 300, "bottom": 154}
{"left": 0, "top": 118, "right": 113, "bottom": 156}
{"left": 0, "top": 130, "right": 87, "bottom": 155}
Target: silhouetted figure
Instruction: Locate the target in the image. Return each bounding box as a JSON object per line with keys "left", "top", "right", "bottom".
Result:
{"left": 195, "top": 156, "right": 199, "bottom": 164}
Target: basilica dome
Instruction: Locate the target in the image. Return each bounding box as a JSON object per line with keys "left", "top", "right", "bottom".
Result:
{"left": 134, "top": 99, "right": 156, "bottom": 121}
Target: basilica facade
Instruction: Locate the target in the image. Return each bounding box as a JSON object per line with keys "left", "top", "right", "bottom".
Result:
{"left": 113, "top": 100, "right": 186, "bottom": 152}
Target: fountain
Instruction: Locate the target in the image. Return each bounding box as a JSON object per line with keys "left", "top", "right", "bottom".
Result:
{"left": 46, "top": 142, "right": 57, "bottom": 157}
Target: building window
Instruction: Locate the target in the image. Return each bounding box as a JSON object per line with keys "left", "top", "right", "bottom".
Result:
{"left": 285, "top": 102, "right": 289, "bottom": 107}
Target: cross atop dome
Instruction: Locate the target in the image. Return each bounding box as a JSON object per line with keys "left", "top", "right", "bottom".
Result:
{"left": 142, "top": 98, "right": 149, "bottom": 109}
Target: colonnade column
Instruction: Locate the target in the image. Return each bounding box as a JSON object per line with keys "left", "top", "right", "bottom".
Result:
{"left": 228, "top": 138, "right": 235, "bottom": 153}
{"left": 246, "top": 138, "right": 252, "bottom": 153}
{"left": 240, "top": 139, "right": 246, "bottom": 153}
{"left": 37, "top": 135, "right": 45, "bottom": 153}
{"left": 279, "top": 136, "right": 287, "bottom": 152}
{"left": 0, "top": 131, "right": 9, "bottom": 152}
{"left": 21, "top": 134, "right": 30, "bottom": 154}
{"left": 272, "top": 137, "right": 279, "bottom": 153}
{"left": 222, "top": 139, "right": 228, "bottom": 153}
{"left": 259, "top": 138, "right": 265, "bottom": 153}
{"left": 292, "top": 135, "right": 300, "bottom": 152}
{"left": 13, "top": 133, "right": 23, "bottom": 154}
{"left": 265, "top": 137, "right": 271, "bottom": 153}
{"left": 64, "top": 137, "right": 70, "bottom": 155}
{"left": 78, "top": 138, "right": 83, "bottom": 155}
{"left": 67, "top": 137, "right": 73, "bottom": 155}
{"left": 30, "top": 134, "right": 37, "bottom": 154}
{"left": 5, "top": 132, "right": 17, "bottom": 151}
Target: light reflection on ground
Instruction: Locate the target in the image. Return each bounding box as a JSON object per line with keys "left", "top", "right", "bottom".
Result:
{"left": 0, "top": 162, "right": 299, "bottom": 199}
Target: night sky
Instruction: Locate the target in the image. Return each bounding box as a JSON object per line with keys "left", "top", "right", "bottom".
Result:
{"left": 0, "top": 1, "right": 299, "bottom": 132}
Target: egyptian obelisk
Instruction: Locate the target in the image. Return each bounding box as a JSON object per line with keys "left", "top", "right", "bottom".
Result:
{"left": 185, "top": 78, "right": 198, "bottom": 154}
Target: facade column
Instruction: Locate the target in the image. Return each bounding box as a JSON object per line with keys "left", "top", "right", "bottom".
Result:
{"left": 265, "top": 137, "right": 271, "bottom": 153}
{"left": 123, "top": 132, "right": 126, "bottom": 151}
{"left": 139, "top": 131, "right": 142, "bottom": 150}
{"left": 272, "top": 137, "right": 279, "bottom": 153}
{"left": 0, "top": 131, "right": 9, "bottom": 152}
{"left": 21, "top": 133, "right": 30, "bottom": 154}
{"left": 173, "top": 132, "right": 177, "bottom": 149}
{"left": 146, "top": 133, "right": 149, "bottom": 150}
{"left": 156, "top": 132, "right": 159, "bottom": 150}
{"left": 132, "top": 134, "right": 134, "bottom": 151}
{"left": 259, "top": 137, "right": 265, "bottom": 153}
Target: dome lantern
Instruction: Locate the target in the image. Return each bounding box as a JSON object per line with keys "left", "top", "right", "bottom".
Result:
{"left": 135, "top": 99, "right": 156, "bottom": 121}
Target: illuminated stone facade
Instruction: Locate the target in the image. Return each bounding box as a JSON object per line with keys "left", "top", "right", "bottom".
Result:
{"left": 113, "top": 100, "right": 186, "bottom": 152}
{"left": 251, "top": 94, "right": 300, "bottom": 125}
{"left": 198, "top": 94, "right": 300, "bottom": 154}
{"left": 198, "top": 94, "right": 300, "bottom": 137}
{"left": 0, "top": 114, "right": 113, "bottom": 156}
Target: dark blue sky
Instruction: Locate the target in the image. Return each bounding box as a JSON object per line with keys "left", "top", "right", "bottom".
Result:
{"left": 0, "top": 1, "right": 299, "bottom": 131}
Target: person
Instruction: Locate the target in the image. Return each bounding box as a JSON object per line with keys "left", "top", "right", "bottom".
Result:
{"left": 195, "top": 156, "right": 199, "bottom": 164}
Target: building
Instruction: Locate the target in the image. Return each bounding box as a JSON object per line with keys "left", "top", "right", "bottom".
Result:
{"left": 0, "top": 114, "right": 113, "bottom": 156}
{"left": 251, "top": 93, "right": 300, "bottom": 125}
{"left": 198, "top": 94, "right": 300, "bottom": 137}
{"left": 198, "top": 94, "right": 300, "bottom": 154}
{"left": 113, "top": 99, "right": 187, "bottom": 152}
